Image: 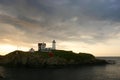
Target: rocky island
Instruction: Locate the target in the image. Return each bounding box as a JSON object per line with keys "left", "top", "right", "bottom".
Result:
{"left": 0, "top": 50, "right": 108, "bottom": 68}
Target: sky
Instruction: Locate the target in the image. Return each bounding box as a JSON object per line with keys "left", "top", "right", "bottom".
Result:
{"left": 0, "top": 0, "right": 120, "bottom": 56}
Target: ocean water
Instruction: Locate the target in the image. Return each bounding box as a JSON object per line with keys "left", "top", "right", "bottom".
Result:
{"left": 0, "top": 57, "right": 120, "bottom": 80}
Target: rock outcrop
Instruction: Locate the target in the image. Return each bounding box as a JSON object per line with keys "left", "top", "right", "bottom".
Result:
{"left": 0, "top": 50, "right": 108, "bottom": 68}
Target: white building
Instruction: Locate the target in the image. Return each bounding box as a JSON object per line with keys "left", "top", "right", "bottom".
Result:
{"left": 38, "top": 43, "right": 46, "bottom": 51}
{"left": 38, "top": 40, "right": 56, "bottom": 52}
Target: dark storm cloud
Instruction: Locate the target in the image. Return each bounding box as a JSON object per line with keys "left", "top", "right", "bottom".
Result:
{"left": 1, "top": 0, "right": 120, "bottom": 44}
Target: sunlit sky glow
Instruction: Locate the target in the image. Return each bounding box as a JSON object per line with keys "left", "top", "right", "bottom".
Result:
{"left": 0, "top": 0, "right": 120, "bottom": 56}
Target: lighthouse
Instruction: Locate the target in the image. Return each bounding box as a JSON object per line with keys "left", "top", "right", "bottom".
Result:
{"left": 52, "top": 40, "right": 56, "bottom": 50}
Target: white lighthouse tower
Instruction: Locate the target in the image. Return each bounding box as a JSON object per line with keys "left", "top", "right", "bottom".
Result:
{"left": 52, "top": 40, "right": 56, "bottom": 50}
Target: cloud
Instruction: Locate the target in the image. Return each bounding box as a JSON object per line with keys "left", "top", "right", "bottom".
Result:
{"left": 0, "top": 0, "right": 120, "bottom": 46}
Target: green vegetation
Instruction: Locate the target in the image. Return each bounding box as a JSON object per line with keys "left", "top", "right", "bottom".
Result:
{"left": 0, "top": 50, "right": 108, "bottom": 68}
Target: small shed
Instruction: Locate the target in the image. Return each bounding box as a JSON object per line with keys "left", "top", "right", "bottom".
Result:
{"left": 29, "top": 48, "right": 35, "bottom": 53}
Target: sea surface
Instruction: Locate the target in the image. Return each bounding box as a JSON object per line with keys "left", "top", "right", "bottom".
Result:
{"left": 0, "top": 57, "right": 120, "bottom": 80}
